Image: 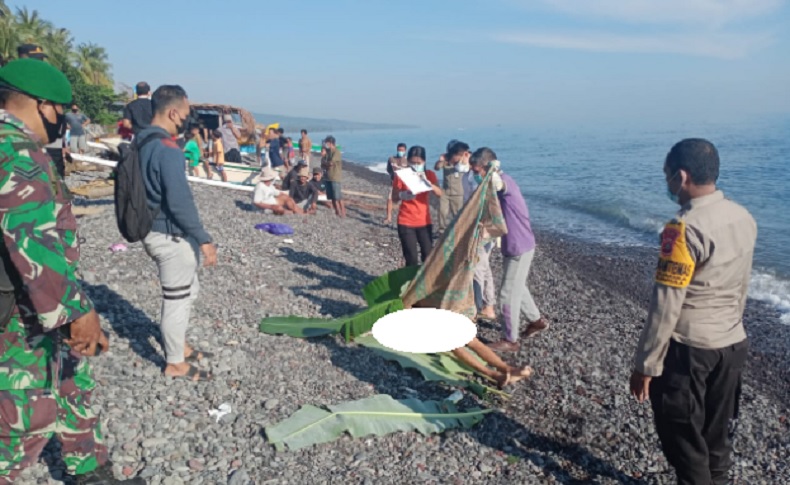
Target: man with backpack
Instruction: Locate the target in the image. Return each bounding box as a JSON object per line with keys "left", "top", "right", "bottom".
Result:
{"left": 119, "top": 84, "right": 217, "bottom": 382}
{"left": 0, "top": 60, "right": 142, "bottom": 484}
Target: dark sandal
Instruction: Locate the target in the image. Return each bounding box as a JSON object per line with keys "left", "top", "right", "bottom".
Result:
{"left": 170, "top": 364, "right": 212, "bottom": 381}
{"left": 185, "top": 350, "right": 215, "bottom": 363}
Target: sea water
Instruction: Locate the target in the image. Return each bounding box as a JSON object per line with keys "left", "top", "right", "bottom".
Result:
{"left": 284, "top": 117, "right": 790, "bottom": 323}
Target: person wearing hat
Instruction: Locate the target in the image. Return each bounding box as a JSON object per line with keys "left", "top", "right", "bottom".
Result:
{"left": 17, "top": 43, "right": 48, "bottom": 60}
{"left": 252, "top": 166, "right": 302, "bottom": 215}
{"left": 0, "top": 60, "right": 142, "bottom": 484}
{"left": 15, "top": 43, "right": 69, "bottom": 178}
{"left": 280, "top": 157, "right": 308, "bottom": 192}
{"left": 320, "top": 135, "right": 346, "bottom": 217}
{"left": 309, "top": 166, "right": 332, "bottom": 208}
{"left": 218, "top": 113, "right": 242, "bottom": 163}
{"left": 289, "top": 166, "right": 320, "bottom": 214}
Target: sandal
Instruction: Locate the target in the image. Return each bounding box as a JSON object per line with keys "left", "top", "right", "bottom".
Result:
{"left": 169, "top": 364, "right": 212, "bottom": 381}
{"left": 185, "top": 350, "right": 215, "bottom": 363}
{"left": 475, "top": 313, "right": 496, "bottom": 324}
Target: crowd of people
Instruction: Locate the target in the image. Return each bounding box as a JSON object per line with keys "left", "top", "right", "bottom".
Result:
{"left": 0, "top": 43, "right": 761, "bottom": 485}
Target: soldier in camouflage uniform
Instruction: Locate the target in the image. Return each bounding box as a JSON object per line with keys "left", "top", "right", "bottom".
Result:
{"left": 0, "top": 60, "right": 142, "bottom": 483}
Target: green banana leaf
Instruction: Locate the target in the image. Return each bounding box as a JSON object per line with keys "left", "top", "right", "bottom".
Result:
{"left": 361, "top": 266, "right": 420, "bottom": 306}
{"left": 342, "top": 299, "right": 404, "bottom": 342}
{"left": 354, "top": 334, "right": 492, "bottom": 397}
{"left": 265, "top": 394, "right": 492, "bottom": 451}
{"left": 258, "top": 315, "right": 345, "bottom": 338}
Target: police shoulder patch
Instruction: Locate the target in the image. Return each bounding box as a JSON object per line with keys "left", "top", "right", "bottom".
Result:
{"left": 655, "top": 220, "right": 695, "bottom": 288}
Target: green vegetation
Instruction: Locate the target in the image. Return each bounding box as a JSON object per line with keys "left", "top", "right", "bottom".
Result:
{"left": 0, "top": 2, "right": 123, "bottom": 125}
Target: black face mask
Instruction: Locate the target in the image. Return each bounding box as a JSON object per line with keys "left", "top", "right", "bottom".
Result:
{"left": 174, "top": 113, "right": 189, "bottom": 136}
{"left": 38, "top": 103, "right": 65, "bottom": 143}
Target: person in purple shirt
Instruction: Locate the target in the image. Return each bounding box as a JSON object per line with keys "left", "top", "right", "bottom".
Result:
{"left": 469, "top": 147, "right": 548, "bottom": 352}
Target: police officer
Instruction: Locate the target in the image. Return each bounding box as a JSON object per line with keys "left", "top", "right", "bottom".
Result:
{"left": 0, "top": 60, "right": 141, "bottom": 483}
{"left": 630, "top": 138, "right": 757, "bottom": 485}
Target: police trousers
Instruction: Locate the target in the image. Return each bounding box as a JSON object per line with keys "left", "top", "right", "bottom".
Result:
{"left": 143, "top": 232, "right": 200, "bottom": 365}
{"left": 649, "top": 339, "right": 749, "bottom": 485}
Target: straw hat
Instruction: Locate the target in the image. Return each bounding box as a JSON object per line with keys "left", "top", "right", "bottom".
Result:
{"left": 259, "top": 167, "right": 277, "bottom": 182}
{"left": 297, "top": 167, "right": 309, "bottom": 178}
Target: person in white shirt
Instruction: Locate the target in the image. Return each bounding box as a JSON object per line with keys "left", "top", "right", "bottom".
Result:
{"left": 252, "top": 167, "right": 302, "bottom": 215}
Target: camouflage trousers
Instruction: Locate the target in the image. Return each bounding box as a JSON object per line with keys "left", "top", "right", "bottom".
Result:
{"left": 0, "top": 380, "right": 108, "bottom": 483}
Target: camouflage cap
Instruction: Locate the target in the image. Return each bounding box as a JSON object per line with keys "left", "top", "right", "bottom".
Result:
{"left": 0, "top": 58, "right": 72, "bottom": 104}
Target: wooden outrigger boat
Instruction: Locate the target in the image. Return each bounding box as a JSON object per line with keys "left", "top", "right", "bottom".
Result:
{"left": 89, "top": 137, "right": 263, "bottom": 187}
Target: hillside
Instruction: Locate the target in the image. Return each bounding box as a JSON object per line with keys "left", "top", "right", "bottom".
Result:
{"left": 252, "top": 113, "right": 417, "bottom": 133}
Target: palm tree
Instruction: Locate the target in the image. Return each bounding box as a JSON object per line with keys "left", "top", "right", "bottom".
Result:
{"left": 42, "top": 27, "right": 74, "bottom": 71}
{"left": 13, "top": 7, "right": 52, "bottom": 44}
{"left": 75, "top": 42, "right": 112, "bottom": 87}
{"left": 0, "top": 0, "right": 19, "bottom": 60}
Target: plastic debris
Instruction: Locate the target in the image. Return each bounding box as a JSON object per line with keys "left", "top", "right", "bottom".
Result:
{"left": 109, "top": 243, "right": 128, "bottom": 253}
{"left": 283, "top": 239, "right": 295, "bottom": 244}
{"left": 208, "top": 403, "right": 232, "bottom": 423}
{"left": 445, "top": 390, "right": 464, "bottom": 403}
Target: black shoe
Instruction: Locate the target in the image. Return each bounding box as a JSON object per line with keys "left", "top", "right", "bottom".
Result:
{"left": 75, "top": 462, "right": 146, "bottom": 485}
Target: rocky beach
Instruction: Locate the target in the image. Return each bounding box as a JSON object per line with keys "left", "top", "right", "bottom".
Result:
{"left": 20, "top": 161, "right": 789, "bottom": 484}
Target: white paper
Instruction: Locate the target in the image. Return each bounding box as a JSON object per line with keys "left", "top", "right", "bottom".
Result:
{"left": 395, "top": 168, "right": 432, "bottom": 195}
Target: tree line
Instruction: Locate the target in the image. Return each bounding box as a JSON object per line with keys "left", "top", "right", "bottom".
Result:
{"left": 0, "top": 2, "right": 123, "bottom": 125}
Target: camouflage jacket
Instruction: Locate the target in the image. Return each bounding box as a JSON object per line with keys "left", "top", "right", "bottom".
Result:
{"left": 0, "top": 110, "right": 94, "bottom": 390}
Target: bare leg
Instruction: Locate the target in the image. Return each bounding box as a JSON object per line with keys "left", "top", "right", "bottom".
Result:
{"left": 385, "top": 198, "right": 393, "bottom": 223}
{"left": 279, "top": 195, "right": 304, "bottom": 214}
{"left": 451, "top": 347, "right": 499, "bottom": 380}
{"left": 464, "top": 338, "right": 533, "bottom": 387}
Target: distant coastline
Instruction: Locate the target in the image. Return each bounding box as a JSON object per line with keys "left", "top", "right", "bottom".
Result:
{"left": 253, "top": 113, "right": 417, "bottom": 132}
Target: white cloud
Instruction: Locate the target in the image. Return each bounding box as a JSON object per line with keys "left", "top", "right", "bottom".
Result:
{"left": 535, "top": 0, "right": 783, "bottom": 27}
{"left": 493, "top": 30, "right": 775, "bottom": 59}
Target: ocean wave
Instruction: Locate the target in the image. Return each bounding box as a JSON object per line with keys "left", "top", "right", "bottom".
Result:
{"left": 367, "top": 162, "right": 389, "bottom": 174}
{"left": 749, "top": 271, "right": 790, "bottom": 324}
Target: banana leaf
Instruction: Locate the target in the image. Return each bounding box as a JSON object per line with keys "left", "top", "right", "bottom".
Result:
{"left": 265, "top": 394, "right": 492, "bottom": 451}
{"left": 361, "top": 266, "right": 420, "bottom": 306}
{"left": 354, "top": 334, "right": 492, "bottom": 397}
{"left": 259, "top": 315, "right": 345, "bottom": 338}
{"left": 342, "top": 299, "right": 404, "bottom": 342}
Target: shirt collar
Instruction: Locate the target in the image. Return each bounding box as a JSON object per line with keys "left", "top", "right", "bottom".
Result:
{"left": 0, "top": 109, "right": 41, "bottom": 143}
{"left": 684, "top": 189, "right": 724, "bottom": 211}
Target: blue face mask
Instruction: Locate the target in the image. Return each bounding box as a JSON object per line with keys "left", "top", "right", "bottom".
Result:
{"left": 666, "top": 171, "right": 680, "bottom": 204}
{"left": 411, "top": 163, "right": 425, "bottom": 173}
{"left": 474, "top": 173, "right": 483, "bottom": 184}
{"left": 397, "top": 150, "right": 406, "bottom": 157}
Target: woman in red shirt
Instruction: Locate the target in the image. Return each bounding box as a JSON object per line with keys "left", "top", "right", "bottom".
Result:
{"left": 391, "top": 145, "right": 443, "bottom": 266}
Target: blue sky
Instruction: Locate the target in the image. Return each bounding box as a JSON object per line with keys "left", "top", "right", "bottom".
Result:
{"left": 16, "top": 0, "right": 790, "bottom": 127}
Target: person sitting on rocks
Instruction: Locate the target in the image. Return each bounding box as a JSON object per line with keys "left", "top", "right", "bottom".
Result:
{"left": 280, "top": 158, "right": 307, "bottom": 191}
{"left": 309, "top": 167, "right": 332, "bottom": 208}
{"left": 253, "top": 167, "right": 303, "bottom": 215}
{"left": 289, "top": 166, "right": 319, "bottom": 214}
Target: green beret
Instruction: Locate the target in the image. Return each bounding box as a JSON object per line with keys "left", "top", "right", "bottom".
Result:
{"left": 0, "top": 58, "right": 72, "bottom": 104}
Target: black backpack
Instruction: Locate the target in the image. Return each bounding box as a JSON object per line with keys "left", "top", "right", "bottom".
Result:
{"left": 114, "top": 132, "right": 168, "bottom": 243}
